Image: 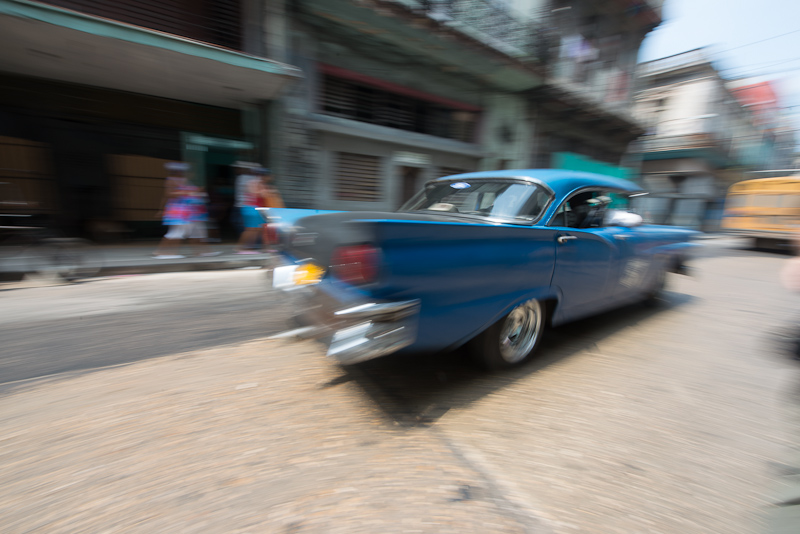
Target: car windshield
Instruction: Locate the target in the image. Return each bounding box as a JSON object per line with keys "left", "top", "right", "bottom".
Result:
{"left": 399, "top": 179, "right": 551, "bottom": 223}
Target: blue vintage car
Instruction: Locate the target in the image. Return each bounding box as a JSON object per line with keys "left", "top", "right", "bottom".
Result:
{"left": 263, "top": 170, "right": 698, "bottom": 370}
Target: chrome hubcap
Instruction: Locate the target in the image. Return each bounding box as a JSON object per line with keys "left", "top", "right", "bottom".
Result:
{"left": 498, "top": 299, "right": 543, "bottom": 363}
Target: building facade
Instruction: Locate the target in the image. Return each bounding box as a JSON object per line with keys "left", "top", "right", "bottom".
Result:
{"left": 631, "top": 49, "right": 770, "bottom": 230}
{"left": 0, "top": 0, "right": 300, "bottom": 238}
{"left": 276, "top": 0, "right": 663, "bottom": 211}
{"left": 1, "top": 0, "right": 665, "bottom": 234}
{"left": 728, "top": 79, "right": 797, "bottom": 172}
{"left": 528, "top": 0, "right": 661, "bottom": 175}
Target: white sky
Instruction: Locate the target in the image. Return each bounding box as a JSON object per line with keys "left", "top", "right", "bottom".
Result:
{"left": 638, "top": 0, "right": 800, "bottom": 146}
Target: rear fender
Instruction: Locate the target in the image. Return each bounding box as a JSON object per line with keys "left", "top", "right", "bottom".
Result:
{"left": 446, "top": 287, "right": 561, "bottom": 351}
{"left": 367, "top": 220, "right": 558, "bottom": 353}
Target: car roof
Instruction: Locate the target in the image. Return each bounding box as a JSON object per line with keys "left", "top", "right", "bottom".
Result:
{"left": 433, "top": 169, "right": 643, "bottom": 199}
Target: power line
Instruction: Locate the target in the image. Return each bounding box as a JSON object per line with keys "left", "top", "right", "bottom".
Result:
{"left": 713, "top": 29, "right": 800, "bottom": 55}
{"left": 727, "top": 64, "right": 800, "bottom": 78}
{"left": 721, "top": 56, "right": 800, "bottom": 74}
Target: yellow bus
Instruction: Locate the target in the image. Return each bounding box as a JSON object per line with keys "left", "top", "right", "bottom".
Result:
{"left": 721, "top": 176, "right": 800, "bottom": 248}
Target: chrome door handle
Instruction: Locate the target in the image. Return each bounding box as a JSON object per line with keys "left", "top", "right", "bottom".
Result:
{"left": 614, "top": 234, "right": 630, "bottom": 240}
{"left": 557, "top": 235, "right": 577, "bottom": 244}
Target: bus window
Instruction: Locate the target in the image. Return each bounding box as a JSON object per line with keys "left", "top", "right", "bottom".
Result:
{"left": 752, "top": 194, "right": 780, "bottom": 208}
{"left": 722, "top": 176, "right": 800, "bottom": 247}
{"left": 726, "top": 195, "right": 748, "bottom": 208}
{"left": 780, "top": 195, "right": 800, "bottom": 208}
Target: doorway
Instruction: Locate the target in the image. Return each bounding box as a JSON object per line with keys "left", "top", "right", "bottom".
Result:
{"left": 398, "top": 166, "right": 422, "bottom": 209}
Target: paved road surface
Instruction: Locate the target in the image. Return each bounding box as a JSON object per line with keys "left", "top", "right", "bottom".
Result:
{"left": 1, "top": 239, "right": 799, "bottom": 533}
{"left": 0, "top": 269, "right": 285, "bottom": 384}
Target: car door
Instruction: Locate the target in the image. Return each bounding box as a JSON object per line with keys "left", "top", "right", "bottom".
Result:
{"left": 600, "top": 192, "right": 655, "bottom": 302}
{"left": 607, "top": 225, "right": 651, "bottom": 301}
{"left": 548, "top": 190, "right": 621, "bottom": 322}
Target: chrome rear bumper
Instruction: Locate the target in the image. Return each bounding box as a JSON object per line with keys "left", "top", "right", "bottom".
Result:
{"left": 267, "top": 264, "right": 419, "bottom": 365}
{"left": 326, "top": 299, "right": 420, "bottom": 364}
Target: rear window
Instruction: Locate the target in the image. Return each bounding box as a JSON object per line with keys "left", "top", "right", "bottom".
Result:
{"left": 399, "top": 179, "right": 551, "bottom": 223}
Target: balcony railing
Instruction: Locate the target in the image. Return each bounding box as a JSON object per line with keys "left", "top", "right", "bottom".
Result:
{"left": 549, "top": 61, "right": 635, "bottom": 118}
{"left": 637, "top": 49, "right": 709, "bottom": 78}
{"left": 389, "top": 0, "right": 540, "bottom": 58}
{"left": 426, "top": 0, "right": 531, "bottom": 56}
{"left": 635, "top": 133, "right": 716, "bottom": 153}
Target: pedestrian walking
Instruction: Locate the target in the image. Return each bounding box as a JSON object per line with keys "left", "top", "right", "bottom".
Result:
{"left": 184, "top": 184, "right": 221, "bottom": 257}
{"left": 258, "top": 167, "right": 284, "bottom": 210}
{"left": 256, "top": 168, "right": 284, "bottom": 252}
{"left": 233, "top": 161, "right": 258, "bottom": 237}
{"left": 234, "top": 165, "right": 281, "bottom": 254}
{"left": 152, "top": 162, "right": 220, "bottom": 259}
{"left": 153, "top": 162, "right": 192, "bottom": 259}
{"left": 234, "top": 167, "right": 265, "bottom": 254}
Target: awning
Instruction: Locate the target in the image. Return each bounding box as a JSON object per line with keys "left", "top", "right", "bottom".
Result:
{"left": 0, "top": 0, "right": 302, "bottom": 108}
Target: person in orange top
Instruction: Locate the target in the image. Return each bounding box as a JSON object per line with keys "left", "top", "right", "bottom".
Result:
{"left": 258, "top": 167, "right": 284, "bottom": 209}
{"left": 235, "top": 167, "right": 284, "bottom": 253}
{"left": 257, "top": 168, "right": 284, "bottom": 252}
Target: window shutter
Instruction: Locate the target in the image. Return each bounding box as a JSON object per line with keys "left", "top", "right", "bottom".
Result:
{"left": 334, "top": 152, "right": 381, "bottom": 202}
{"left": 45, "top": 0, "right": 242, "bottom": 51}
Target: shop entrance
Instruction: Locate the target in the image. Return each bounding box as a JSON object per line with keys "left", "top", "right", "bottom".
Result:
{"left": 398, "top": 166, "right": 422, "bottom": 209}
{"left": 182, "top": 134, "right": 254, "bottom": 240}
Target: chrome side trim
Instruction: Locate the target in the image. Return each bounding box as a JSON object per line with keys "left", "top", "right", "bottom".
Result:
{"left": 334, "top": 300, "right": 420, "bottom": 321}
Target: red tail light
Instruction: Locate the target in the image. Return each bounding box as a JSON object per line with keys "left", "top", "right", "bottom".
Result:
{"left": 262, "top": 223, "right": 279, "bottom": 246}
{"left": 331, "top": 244, "right": 379, "bottom": 285}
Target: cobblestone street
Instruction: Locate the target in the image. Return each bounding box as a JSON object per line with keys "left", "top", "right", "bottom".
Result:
{"left": 1, "top": 242, "right": 798, "bottom": 533}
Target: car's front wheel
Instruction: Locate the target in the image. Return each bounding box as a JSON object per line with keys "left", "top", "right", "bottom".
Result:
{"left": 469, "top": 298, "right": 545, "bottom": 370}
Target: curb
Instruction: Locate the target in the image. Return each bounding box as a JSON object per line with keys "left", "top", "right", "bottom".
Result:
{"left": 0, "top": 256, "right": 272, "bottom": 282}
{"left": 99, "top": 257, "right": 271, "bottom": 276}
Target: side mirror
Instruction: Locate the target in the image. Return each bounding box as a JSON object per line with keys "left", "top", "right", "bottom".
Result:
{"left": 607, "top": 210, "right": 643, "bottom": 227}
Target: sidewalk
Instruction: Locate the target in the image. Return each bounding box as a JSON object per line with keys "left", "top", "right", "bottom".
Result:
{"left": 0, "top": 241, "right": 274, "bottom": 282}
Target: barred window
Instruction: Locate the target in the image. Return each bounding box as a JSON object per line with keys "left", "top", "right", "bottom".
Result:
{"left": 334, "top": 152, "right": 382, "bottom": 202}
{"left": 321, "top": 75, "right": 479, "bottom": 143}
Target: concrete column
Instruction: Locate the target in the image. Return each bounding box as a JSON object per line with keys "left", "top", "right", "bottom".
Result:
{"left": 263, "top": 0, "right": 288, "bottom": 63}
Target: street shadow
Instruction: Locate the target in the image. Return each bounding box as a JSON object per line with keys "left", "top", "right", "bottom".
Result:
{"left": 331, "top": 289, "right": 695, "bottom": 427}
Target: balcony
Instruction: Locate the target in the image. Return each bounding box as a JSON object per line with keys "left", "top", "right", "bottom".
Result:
{"left": 637, "top": 49, "right": 710, "bottom": 78}
{"left": 548, "top": 62, "right": 637, "bottom": 121}
{"left": 0, "top": 0, "right": 301, "bottom": 107}
{"left": 636, "top": 133, "right": 716, "bottom": 153}
{"left": 385, "top": 0, "right": 543, "bottom": 60}
{"left": 420, "top": 0, "right": 533, "bottom": 58}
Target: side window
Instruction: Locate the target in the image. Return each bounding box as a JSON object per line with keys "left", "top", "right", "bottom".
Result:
{"left": 549, "top": 202, "right": 567, "bottom": 227}
{"left": 549, "top": 190, "right": 603, "bottom": 228}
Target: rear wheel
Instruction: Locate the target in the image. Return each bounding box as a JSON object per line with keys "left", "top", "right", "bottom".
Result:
{"left": 469, "top": 299, "right": 545, "bottom": 370}
{"left": 644, "top": 267, "right": 667, "bottom": 305}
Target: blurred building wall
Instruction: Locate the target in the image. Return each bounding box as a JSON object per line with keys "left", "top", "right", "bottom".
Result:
{"left": 0, "top": 0, "right": 300, "bottom": 239}
{"left": 631, "top": 48, "right": 774, "bottom": 231}
{"left": 0, "top": 0, "right": 666, "bottom": 230}
{"left": 524, "top": 0, "right": 661, "bottom": 175}
{"left": 274, "top": 0, "right": 662, "bottom": 211}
